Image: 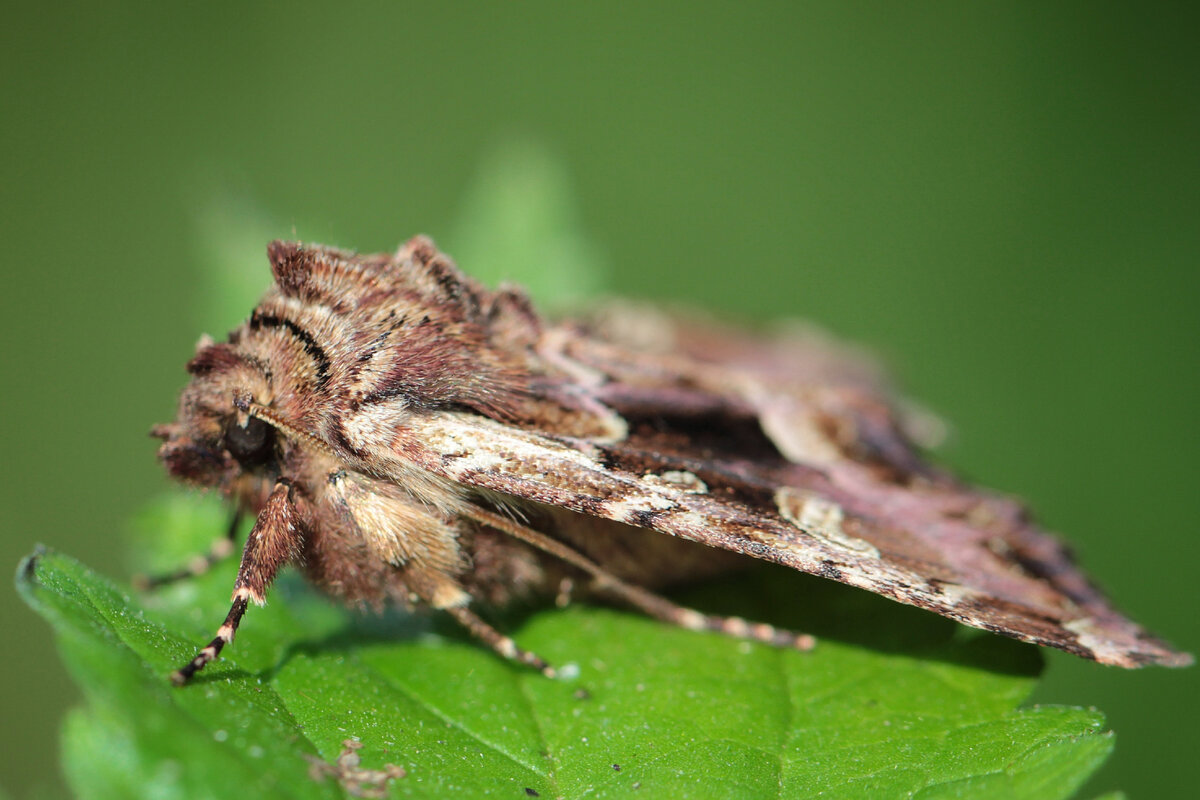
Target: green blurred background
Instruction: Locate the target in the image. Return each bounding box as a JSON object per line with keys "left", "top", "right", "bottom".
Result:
{"left": 2, "top": 2, "right": 1196, "bottom": 797}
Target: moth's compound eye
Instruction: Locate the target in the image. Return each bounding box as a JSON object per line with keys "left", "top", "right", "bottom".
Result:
{"left": 223, "top": 416, "right": 275, "bottom": 467}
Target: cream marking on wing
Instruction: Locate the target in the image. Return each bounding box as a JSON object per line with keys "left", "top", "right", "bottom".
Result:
{"left": 643, "top": 470, "right": 708, "bottom": 494}
{"left": 774, "top": 486, "right": 880, "bottom": 557}
{"left": 597, "top": 410, "right": 629, "bottom": 444}
{"left": 936, "top": 582, "right": 980, "bottom": 607}
{"left": 602, "top": 494, "right": 679, "bottom": 521}
{"left": 748, "top": 386, "right": 844, "bottom": 467}
{"left": 420, "top": 414, "right": 598, "bottom": 471}
{"left": 1065, "top": 618, "right": 1112, "bottom": 658}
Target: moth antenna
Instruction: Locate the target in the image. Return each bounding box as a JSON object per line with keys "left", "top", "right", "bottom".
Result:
{"left": 464, "top": 506, "right": 817, "bottom": 653}
{"left": 171, "top": 481, "right": 303, "bottom": 685}
{"left": 245, "top": 401, "right": 337, "bottom": 457}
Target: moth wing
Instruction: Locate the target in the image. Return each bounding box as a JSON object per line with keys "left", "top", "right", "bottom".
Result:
{"left": 395, "top": 410, "right": 1189, "bottom": 669}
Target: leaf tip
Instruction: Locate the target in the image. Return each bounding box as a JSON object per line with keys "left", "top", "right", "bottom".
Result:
{"left": 15, "top": 544, "right": 49, "bottom": 589}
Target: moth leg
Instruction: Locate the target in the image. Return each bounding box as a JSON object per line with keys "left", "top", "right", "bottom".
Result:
{"left": 467, "top": 506, "right": 816, "bottom": 652}
{"left": 133, "top": 511, "right": 243, "bottom": 591}
{"left": 555, "top": 577, "right": 575, "bottom": 608}
{"left": 446, "top": 605, "right": 558, "bottom": 678}
{"left": 406, "top": 568, "right": 558, "bottom": 677}
{"left": 171, "top": 481, "right": 303, "bottom": 685}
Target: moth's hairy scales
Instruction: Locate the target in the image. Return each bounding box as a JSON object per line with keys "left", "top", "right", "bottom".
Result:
{"left": 153, "top": 235, "right": 1190, "bottom": 683}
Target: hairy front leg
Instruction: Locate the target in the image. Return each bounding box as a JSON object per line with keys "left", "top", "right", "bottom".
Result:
{"left": 171, "top": 480, "right": 304, "bottom": 685}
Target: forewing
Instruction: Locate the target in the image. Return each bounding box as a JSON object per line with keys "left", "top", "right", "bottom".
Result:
{"left": 396, "top": 410, "right": 1189, "bottom": 669}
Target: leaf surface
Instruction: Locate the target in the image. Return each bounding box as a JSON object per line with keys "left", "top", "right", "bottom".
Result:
{"left": 19, "top": 495, "right": 1113, "bottom": 800}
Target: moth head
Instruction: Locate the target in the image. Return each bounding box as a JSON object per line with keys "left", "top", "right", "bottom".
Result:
{"left": 152, "top": 338, "right": 277, "bottom": 487}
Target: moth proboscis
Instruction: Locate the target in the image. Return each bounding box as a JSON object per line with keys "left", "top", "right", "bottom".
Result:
{"left": 149, "top": 235, "right": 1191, "bottom": 684}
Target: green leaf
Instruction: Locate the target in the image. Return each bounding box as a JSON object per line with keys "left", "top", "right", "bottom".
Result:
{"left": 19, "top": 494, "right": 1114, "bottom": 800}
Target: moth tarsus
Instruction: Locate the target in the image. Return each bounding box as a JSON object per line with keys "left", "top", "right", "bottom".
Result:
{"left": 151, "top": 235, "right": 1190, "bottom": 685}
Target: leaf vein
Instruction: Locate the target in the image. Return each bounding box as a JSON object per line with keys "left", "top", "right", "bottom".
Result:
{"left": 363, "top": 658, "right": 548, "bottom": 778}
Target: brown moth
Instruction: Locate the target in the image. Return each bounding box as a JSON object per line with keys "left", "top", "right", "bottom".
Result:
{"left": 150, "top": 236, "right": 1190, "bottom": 684}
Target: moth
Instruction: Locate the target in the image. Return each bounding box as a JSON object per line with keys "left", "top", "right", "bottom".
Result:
{"left": 150, "top": 236, "right": 1190, "bottom": 684}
